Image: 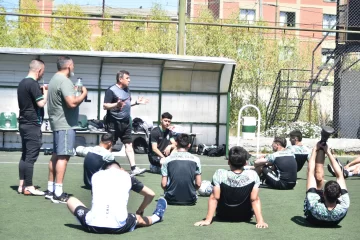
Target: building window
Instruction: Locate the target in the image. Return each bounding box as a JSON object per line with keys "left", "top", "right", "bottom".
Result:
{"left": 240, "top": 9, "right": 255, "bottom": 24}
{"left": 279, "top": 11, "right": 295, "bottom": 27}
{"left": 321, "top": 48, "right": 334, "bottom": 65}
{"left": 323, "top": 14, "right": 336, "bottom": 36}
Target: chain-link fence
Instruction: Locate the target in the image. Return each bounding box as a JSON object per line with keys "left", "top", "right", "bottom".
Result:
{"left": 0, "top": 0, "right": 360, "bottom": 138}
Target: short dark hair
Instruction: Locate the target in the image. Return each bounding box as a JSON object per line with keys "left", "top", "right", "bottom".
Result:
{"left": 176, "top": 133, "right": 190, "bottom": 148}
{"left": 101, "top": 133, "right": 113, "bottom": 143}
{"left": 161, "top": 112, "right": 172, "bottom": 119}
{"left": 57, "top": 56, "right": 73, "bottom": 71}
{"left": 274, "top": 136, "right": 287, "bottom": 148}
{"left": 228, "top": 146, "right": 250, "bottom": 169}
{"left": 289, "top": 130, "right": 302, "bottom": 142}
{"left": 324, "top": 180, "right": 341, "bottom": 203}
{"left": 101, "top": 160, "right": 121, "bottom": 170}
{"left": 116, "top": 70, "right": 130, "bottom": 82}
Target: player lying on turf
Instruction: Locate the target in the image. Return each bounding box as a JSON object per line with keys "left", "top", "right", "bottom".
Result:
{"left": 304, "top": 142, "right": 350, "bottom": 226}
{"left": 328, "top": 155, "right": 360, "bottom": 178}
{"left": 67, "top": 161, "right": 167, "bottom": 234}
{"left": 194, "top": 146, "right": 268, "bottom": 228}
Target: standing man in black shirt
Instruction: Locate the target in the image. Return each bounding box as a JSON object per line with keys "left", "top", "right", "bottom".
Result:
{"left": 148, "top": 112, "right": 176, "bottom": 173}
{"left": 17, "top": 59, "right": 47, "bottom": 195}
{"left": 103, "top": 70, "right": 148, "bottom": 176}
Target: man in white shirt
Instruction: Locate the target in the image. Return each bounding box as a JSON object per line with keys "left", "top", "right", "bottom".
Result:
{"left": 67, "top": 161, "right": 167, "bottom": 234}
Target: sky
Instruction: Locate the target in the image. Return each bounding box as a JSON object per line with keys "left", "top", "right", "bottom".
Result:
{"left": 0, "top": 0, "right": 179, "bottom": 11}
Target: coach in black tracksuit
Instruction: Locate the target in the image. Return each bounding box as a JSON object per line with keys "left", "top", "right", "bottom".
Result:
{"left": 17, "top": 59, "right": 47, "bottom": 195}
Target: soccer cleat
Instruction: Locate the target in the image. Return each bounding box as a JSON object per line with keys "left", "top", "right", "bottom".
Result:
{"left": 153, "top": 197, "right": 167, "bottom": 221}
{"left": 130, "top": 167, "right": 146, "bottom": 176}
{"left": 327, "top": 164, "right": 336, "bottom": 177}
{"left": 149, "top": 164, "right": 161, "bottom": 174}
{"left": 44, "top": 190, "right": 54, "bottom": 200}
{"left": 51, "top": 192, "right": 70, "bottom": 204}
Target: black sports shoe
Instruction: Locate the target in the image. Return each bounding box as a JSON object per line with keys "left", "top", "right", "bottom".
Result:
{"left": 51, "top": 192, "right": 70, "bottom": 204}
{"left": 44, "top": 190, "right": 54, "bottom": 200}
{"left": 327, "top": 164, "right": 336, "bottom": 177}
{"left": 343, "top": 169, "right": 349, "bottom": 179}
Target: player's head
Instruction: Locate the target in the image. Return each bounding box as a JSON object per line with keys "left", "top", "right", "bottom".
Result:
{"left": 161, "top": 112, "right": 172, "bottom": 129}
{"left": 101, "top": 160, "right": 121, "bottom": 170}
{"left": 272, "top": 136, "right": 287, "bottom": 152}
{"left": 176, "top": 133, "right": 191, "bottom": 149}
{"left": 289, "top": 130, "right": 302, "bottom": 145}
{"left": 116, "top": 70, "right": 130, "bottom": 88}
{"left": 228, "top": 146, "right": 251, "bottom": 169}
{"left": 29, "top": 59, "right": 45, "bottom": 81}
{"left": 57, "top": 56, "right": 74, "bottom": 78}
{"left": 100, "top": 133, "right": 113, "bottom": 150}
{"left": 324, "top": 180, "right": 341, "bottom": 204}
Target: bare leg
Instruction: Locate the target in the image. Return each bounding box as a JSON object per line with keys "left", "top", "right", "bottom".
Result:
{"left": 315, "top": 149, "right": 325, "bottom": 190}
{"left": 125, "top": 143, "right": 136, "bottom": 167}
{"left": 48, "top": 153, "right": 57, "bottom": 182}
{"left": 136, "top": 214, "right": 153, "bottom": 227}
{"left": 67, "top": 197, "right": 86, "bottom": 214}
{"left": 55, "top": 155, "right": 70, "bottom": 184}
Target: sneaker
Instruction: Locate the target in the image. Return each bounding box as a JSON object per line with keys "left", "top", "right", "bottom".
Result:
{"left": 131, "top": 167, "right": 146, "bottom": 176}
{"left": 44, "top": 190, "right": 54, "bottom": 200}
{"left": 153, "top": 197, "right": 167, "bottom": 221}
{"left": 327, "top": 164, "right": 336, "bottom": 177}
{"left": 23, "top": 187, "right": 45, "bottom": 196}
{"left": 149, "top": 164, "right": 161, "bottom": 174}
{"left": 344, "top": 169, "right": 349, "bottom": 179}
{"left": 51, "top": 192, "right": 70, "bottom": 204}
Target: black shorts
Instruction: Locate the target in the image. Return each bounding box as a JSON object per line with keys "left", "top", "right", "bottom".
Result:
{"left": 106, "top": 117, "right": 132, "bottom": 144}
{"left": 74, "top": 206, "right": 137, "bottom": 234}
{"left": 262, "top": 167, "right": 296, "bottom": 190}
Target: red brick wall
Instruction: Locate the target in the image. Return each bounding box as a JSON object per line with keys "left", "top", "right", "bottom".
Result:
{"left": 223, "top": 2, "right": 239, "bottom": 19}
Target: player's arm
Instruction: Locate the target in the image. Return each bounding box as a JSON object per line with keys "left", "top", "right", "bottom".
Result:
{"left": 254, "top": 157, "right": 270, "bottom": 167}
{"left": 325, "top": 146, "right": 347, "bottom": 190}
{"left": 161, "top": 176, "right": 167, "bottom": 190}
{"left": 136, "top": 186, "right": 155, "bottom": 216}
{"left": 306, "top": 145, "right": 317, "bottom": 191}
{"left": 194, "top": 186, "right": 220, "bottom": 226}
{"left": 103, "top": 90, "right": 124, "bottom": 110}
{"left": 164, "top": 138, "right": 176, "bottom": 156}
{"left": 152, "top": 142, "right": 166, "bottom": 158}
{"left": 63, "top": 82, "right": 88, "bottom": 108}
{"left": 345, "top": 157, "right": 360, "bottom": 169}
{"left": 250, "top": 187, "right": 268, "bottom": 228}
{"left": 195, "top": 174, "right": 202, "bottom": 190}
{"left": 131, "top": 96, "right": 149, "bottom": 107}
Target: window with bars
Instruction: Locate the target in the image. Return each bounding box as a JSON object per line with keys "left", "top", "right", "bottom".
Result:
{"left": 240, "top": 9, "right": 255, "bottom": 24}
{"left": 321, "top": 48, "right": 335, "bottom": 65}
{"left": 279, "top": 11, "right": 296, "bottom": 27}
{"left": 323, "top": 14, "right": 337, "bottom": 36}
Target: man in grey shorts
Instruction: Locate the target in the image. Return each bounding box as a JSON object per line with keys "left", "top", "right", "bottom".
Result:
{"left": 45, "top": 56, "right": 88, "bottom": 203}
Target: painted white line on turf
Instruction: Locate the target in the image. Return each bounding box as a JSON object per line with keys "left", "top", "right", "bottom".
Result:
{"left": 0, "top": 162, "right": 228, "bottom": 167}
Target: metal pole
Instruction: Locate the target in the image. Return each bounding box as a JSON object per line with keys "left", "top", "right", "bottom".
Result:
{"left": 177, "top": 0, "right": 186, "bottom": 55}
{"left": 275, "top": 0, "right": 278, "bottom": 39}
{"left": 259, "top": 0, "right": 263, "bottom": 20}
{"left": 102, "top": 0, "right": 105, "bottom": 18}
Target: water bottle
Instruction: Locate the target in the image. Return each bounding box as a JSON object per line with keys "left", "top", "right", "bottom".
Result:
{"left": 75, "top": 78, "right": 83, "bottom": 96}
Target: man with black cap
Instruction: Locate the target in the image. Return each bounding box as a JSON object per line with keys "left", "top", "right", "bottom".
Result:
{"left": 67, "top": 161, "right": 167, "bottom": 234}
{"left": 194, "top": 146, "right": 268, "bottom": 228}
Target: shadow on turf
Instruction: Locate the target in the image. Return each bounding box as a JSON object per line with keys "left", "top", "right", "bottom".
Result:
{"left": 64, "top": 224, "right": 85, "bottom": 232}
{"left": 291, "top": 216, "right": 341, "bottom": 228}
{"left": 10, "top": 185, "right": 19, "bottom": 193}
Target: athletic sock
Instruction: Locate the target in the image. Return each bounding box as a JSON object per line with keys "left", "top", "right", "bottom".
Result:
{"left": 150, "top": 214, "right": 160, "bottom": 224}
{"left": 54, "top": 183, "right": 63, "bottom": 197}
{"left": 48, "top": 181, "right": 54, "bottom": 192}
{"left": 131, "top": 166, "right": 136, "bottom": 171}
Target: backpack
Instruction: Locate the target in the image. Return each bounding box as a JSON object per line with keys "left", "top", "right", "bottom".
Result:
{"left": 205, "top": 144, "right": 226, "bottom": 157}
{"left": 133, "top": 137, "right": 149, "bottom": 154}
{"left": 197, "top": 144, "right": 217, "bottom": 156}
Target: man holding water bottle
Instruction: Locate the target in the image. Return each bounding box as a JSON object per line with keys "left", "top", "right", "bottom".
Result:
{"left": 45, "top": 56, "right": 88, "bottom": 203}
{"left": 103, "top": 70, "right": 149, "bottom": 176}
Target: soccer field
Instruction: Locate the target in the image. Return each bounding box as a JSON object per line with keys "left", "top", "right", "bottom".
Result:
{"left": 0, "top": 152, "right": 359, "bottom": 240}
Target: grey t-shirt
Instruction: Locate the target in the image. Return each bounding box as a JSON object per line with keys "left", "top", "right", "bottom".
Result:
{"left": 103, "top": 84, "right": 131, "bottom": 120}
{"left": 47, "top": 73, "right": 79, "bottom": 131}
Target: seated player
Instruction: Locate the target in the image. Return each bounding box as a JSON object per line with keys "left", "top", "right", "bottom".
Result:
{"left": 254, "top": 137, "right": 297, "bottom": 190}
{"left": 304, "top": 143, "right": 350, "bottom": 226}
{"left": 161, "top": 133, "right": 201, "bottom": 205}
{"left": 194, "top": 146, "right": 268, "bottom": 228}
{"left": 328, "top": 155, "right": 360, "bottom": 178}
{"left": 287, "top": 130, "right": 311, "bottom": 172}
{"left": 67, "top": 161, "right": 167, "bottom": 234}
{"left": 79, "top": 133, "right": 115, "bottom": 189}
{"left": 148, "top": 112, "right": 176, "bottom": 173}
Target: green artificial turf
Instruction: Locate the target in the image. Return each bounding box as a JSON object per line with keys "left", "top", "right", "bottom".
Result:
{"left": 0, "top": 152, "right": 358, "bottom": 240}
